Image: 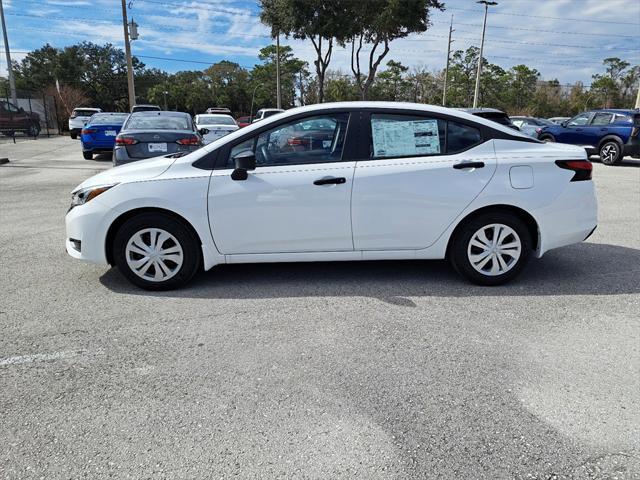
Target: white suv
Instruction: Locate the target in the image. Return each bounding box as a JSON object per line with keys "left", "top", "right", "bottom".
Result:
{"left": 69, "top": 107, "right": 102, "bottom": 139}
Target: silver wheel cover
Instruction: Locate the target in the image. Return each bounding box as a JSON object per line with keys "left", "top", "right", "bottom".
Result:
{"left": 125, "top": 228, "right": 184, "bottom": 282}
{"left": 467, "top": 223, "right": 522, "bottom": 276}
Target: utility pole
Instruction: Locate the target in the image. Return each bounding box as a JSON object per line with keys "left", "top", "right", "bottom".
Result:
{"left": 276, "top": 30, "right": 282, "bottom": 109}
{"left": 121, "top": 0, "right": 136, "bottom": 110}
{"left": 473, "top": 1, "right": 497, "bottom": 108}
{"left": 635, "top": 83, "right": 640, "bottom": 109}
{"left": 442, "top": 15, "right": 454, "bottom": 107}
{"left": 0, "top": 0, "right": 17, "bottom": 105}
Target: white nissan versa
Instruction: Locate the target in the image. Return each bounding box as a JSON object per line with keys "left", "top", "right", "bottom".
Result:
{"left": 65, "top": 102, "right": 597, "bottom": 290}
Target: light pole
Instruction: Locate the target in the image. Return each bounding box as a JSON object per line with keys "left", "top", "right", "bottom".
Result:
{"left": 275, "top": 30, "right": 282, "bottom": 109}
{"left": 163, "top": 90, "right": 168, "bottom": 111}
{"left": 442, "top": 15, "right": 454, "bottom": 107}
{"left": 0, "top": 0, "right": 17, "bottom": 105}
{"left": 121, "top": 0, "right": 136, "bottom": 110}
{"left": 249, "top": 84, "right": 260, "bottom": 123}
{"left": 472, "top": 0, "right": 497, "bottom": 108}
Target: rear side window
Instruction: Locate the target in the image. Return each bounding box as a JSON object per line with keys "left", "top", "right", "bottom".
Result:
{"left": 368, "top": 114, "right": 481, "bottom": 159}
{"left": 591, "top": 113, "right": 612, "bottom": 126}
{"left": 447, "top": 121, "right": 482, "bottom": 154}
{"left": 614, "top": 114, "right": 631, "bottom": 123}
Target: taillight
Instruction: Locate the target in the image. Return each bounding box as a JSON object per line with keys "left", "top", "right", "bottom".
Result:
{"left": 555, "top": 160, "right": 592, "bottom": 181}
{"left": 535, "top": 127, "right": 542, "bottom": 134}
{"left": 631, "top": 127, "right": 639, "bottom": 138}
{"left": 115, "top": 135, "right": 138, "bottom": 145}
{"left": 81, "top": 128, "right": 96, "bottom": 134}
{"left": 70, "top": 112, "right": 77, "bottom": 119}
{"left": 176, "top": 136, "right": 200, "bottom": 145}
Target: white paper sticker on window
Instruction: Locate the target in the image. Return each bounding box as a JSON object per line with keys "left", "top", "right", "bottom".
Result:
{"left": 372, "top": 118, "right": 440, "bottom": 158}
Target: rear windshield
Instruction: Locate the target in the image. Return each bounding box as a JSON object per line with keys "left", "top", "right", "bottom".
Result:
{"left": 197, "top": 115, "right": 236, "bottom": 125}
{"left": 125, "top": 115, "right": 192, "bottom": 130}
{"left": 73, "top": 109, "right": 100, "bottom": 117}
{"left": 132, "top": 105, "right": 160, "bottom": 112}
{"left": 478, "top": 113, "right": 512, "bottom": 125}
{"left": 263, "top": 110, "right": 283, "bottom": 118}
{"left": 90, "top": 113, "right": 129, "bottom": 125}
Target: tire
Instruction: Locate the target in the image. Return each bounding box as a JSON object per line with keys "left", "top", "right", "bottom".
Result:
{"left": 70, "top": 133, "right": 77, "bottom": 140}
{"left": 82, "top": 151, "right": 93, "bottom": 160}
{"left": 113, "top": 213, "right": 201, "bottom": 290}
{"left": 449, "top": 211, "right": 532, "bottom": 286}
{"left": 27, "top": 123, "right": 40, "bottom": 137}
{"left": 538, "top": 134, "right": 555, "bottom": 143}
{"left": 599, "top": 139, "right": 622, "bottom": 166}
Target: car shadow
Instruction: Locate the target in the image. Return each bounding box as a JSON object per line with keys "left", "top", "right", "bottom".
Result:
{"left": 590, "top": 156, "right": 640, "bottom": 168}
{"left": 99, "top": 242, "right": 640, "bottom": 302}
{"left": 92, "top": 152, "right": 113, "bottom": 163}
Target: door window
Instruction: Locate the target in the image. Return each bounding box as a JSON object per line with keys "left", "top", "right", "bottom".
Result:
{"left": 368, "top": 114, "right": 482, "bottom": 159}
{"left": 568, "top": 113, "right": 590, "bottom": 126}
{"left": 591, "top": 113, "right": 613, "bottom": 125}
{"left": 226, "top": 113, "right": 349, "bottom": 167}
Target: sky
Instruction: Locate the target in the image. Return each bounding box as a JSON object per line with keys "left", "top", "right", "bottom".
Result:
{"left": 1, "top": 0, "right": 639, "bottom": 86}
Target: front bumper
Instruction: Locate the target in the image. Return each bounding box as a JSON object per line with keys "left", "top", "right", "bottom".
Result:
{"left": 65, "top": 199, "right": 112, "bottom": 265}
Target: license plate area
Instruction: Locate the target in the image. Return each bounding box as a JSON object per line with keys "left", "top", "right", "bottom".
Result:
{"left": 105, "top": 130, "right": 117, "bottom": 136}
{"left": 148, "top": 143, "right": 167, "bottom": 153}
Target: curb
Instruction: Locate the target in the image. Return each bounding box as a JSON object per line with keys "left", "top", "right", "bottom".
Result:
{"left": 0, "top": 158, "right": 9, "bottom": 165}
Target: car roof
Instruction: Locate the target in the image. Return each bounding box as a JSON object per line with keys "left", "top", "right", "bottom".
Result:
{"left": 73, "top": 107, "right": 101, "bottom": 111}
{"left": 457, "top": 107, "right": 506, "bottom": 114}
{"left": 591, "top": 108, "right": 638, "bottom": 114}
{"left": 129, "top": 110, "right": 190, "bottom": 117}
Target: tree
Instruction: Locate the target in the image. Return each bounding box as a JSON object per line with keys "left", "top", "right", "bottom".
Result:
{"left": 370, "top": 60, "right": 411, "bottom": 101}
{"left": 341, "top": 0, "right": 443, "bottom": 100}
{"left": 260, "top": 0, "right": 347, "bottom": 103}
{"left": 251, "top": 44, "right": 308, "bottom": 110}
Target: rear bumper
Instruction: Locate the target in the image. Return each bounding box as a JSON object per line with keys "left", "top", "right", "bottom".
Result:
{"left": 623, "top": 139, "right": 640, "bottom": 157}
{"left": 113, "top": 145, "right": 199, "bottom": 166}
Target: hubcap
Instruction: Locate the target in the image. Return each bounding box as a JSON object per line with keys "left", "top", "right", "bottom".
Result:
{"left": 467, "top": 223, "right": 522, "bottom": 276}
{"left": 125, "top": 228, "right": 184, "bottom": 282}
{"left": 601, "top": 143, "right": 617, "bottom": 163}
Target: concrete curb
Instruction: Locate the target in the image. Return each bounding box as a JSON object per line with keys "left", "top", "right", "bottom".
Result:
{"left": 0, "top": 158, "right": 9, "bottom": 165}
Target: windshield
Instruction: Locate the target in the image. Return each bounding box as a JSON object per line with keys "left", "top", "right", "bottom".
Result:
{"left": 125, "top": 115, "right": 192, "bottom": 130}
{"left": 89, "top": 113, "right": 129, "bottom": 125}
{"left": 73, "top": 109, "right": 100, "bottom": 117}
{"left": 197, "top": 115, "right": 236, "bottom": 125}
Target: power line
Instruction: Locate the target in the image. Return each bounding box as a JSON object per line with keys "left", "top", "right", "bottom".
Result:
{"left": 446, "top": 6, "right": 640, "bottom": 26}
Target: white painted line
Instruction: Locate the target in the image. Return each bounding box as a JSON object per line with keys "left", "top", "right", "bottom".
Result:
{"left": 0, "top": 350, "right": 89, "bottom": 366}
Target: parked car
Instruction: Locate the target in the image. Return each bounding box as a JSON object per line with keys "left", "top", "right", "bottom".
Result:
{"left": 0, "top": 99, "right": 41, "bottom": 137}
{"left": 131, "top": 104, "right": 161, "bottom": 113}
{"left": 458, "top": 108, "right": 519, "bottom": 130}
{"left": 236, "top": 115, "right": 251, "bottom": 128}
{"left": 113, "top": 111, "right": 206, "bottom": 166}
{"left": 548, "top": 116, "right": 571, "bottom": 124}
{"left": 80, "top": 112, "right": 130, "bottom": 160}
{"left": 194, "top": 114, "right": 239, "bottom": 144}
{"left": 66, "top": 102, "right": 597, "bottom": 290}
{"left": 206, "top": 107, "right": 231, "bottom": 114}
{"left": 538, "top": 109, "right": 640, "bottom": 165}
{"left": 510, "top": 116, "right": 555, "bottom": 138}
{"left": 252, "top": 108, "right": 285, "bottom": 123}
{"left": 69, "top": 107, "right": 102, "bottom": 139}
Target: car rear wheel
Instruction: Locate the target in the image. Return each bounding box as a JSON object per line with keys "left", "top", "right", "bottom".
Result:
{"left": 599, "top": 140, "right": 622, "bottom": 166}
{"left": 449, "top": 212, "right": 532, "bottom": 286}
{"left": 70, "top": 133, "right": 77, "bottom": 140}
{"left": 27, "top": 123, "right": 40, "bottom": 137}
{"left": 82, "top": 151, "right": 93, "bottom": 160}
{"left": 113, "top": 213, "right": 201, "bottom": 290}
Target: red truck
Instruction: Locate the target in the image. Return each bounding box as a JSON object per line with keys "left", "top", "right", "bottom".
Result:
{"left": 0, "top": 99, "right": 41, "bottom": 137}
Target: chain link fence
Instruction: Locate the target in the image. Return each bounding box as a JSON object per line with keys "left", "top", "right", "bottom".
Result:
{"left": 1, "top": 87, "right": 61, "bottom": 144}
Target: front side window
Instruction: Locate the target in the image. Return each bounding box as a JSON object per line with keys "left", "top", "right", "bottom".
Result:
{"left": 568, "top": 113, "right": 590, "bottom": 126}
{"left": 591, "top": 113, "right": 612, "bottom": 126}
{"left": 226, "top": 113, "right": 349, "bottom": 167}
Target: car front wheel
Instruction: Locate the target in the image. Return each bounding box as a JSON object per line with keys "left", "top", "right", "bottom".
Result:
{"left": 113, "top": 213, "right": 201, "bottom": 290}
{"left": 449, "top": 212, "right": 532, "bottom": 286}
{"left": 599, "top": 140, "right": 622, "bottom": 165}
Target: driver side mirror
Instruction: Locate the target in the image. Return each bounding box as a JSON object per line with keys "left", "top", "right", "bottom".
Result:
{"left": 561, "top": 121, "right": 569, "bottom": 127}
{"left": 198, "top": 128, "right": 209, "bottom": 135}
{"left": 231, "top": 150, "right": 256, "bottom": 181}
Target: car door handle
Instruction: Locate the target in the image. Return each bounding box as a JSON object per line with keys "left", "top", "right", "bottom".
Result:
{"left": 313, "top": 176, "right": 346, "bottom": 185}
{"left": 453, "top": 161, "right": 485, "bottom": 170}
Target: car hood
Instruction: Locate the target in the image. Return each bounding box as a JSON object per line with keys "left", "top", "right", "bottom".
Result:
{"left": 72, "top": 155, "right": 177, "bottom": 193}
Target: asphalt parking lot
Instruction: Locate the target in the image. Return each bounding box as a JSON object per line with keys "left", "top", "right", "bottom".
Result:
{"left": 0, "top": 136, "right": 638, "bottom": 479}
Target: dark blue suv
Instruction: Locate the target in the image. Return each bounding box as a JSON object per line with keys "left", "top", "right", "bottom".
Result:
{"left": 538, "top": 109, "right": 640, "bottom": 165}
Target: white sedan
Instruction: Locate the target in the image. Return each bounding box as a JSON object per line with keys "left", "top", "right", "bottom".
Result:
{"left": 194, "top": 114, "right": 239, "bottom": 144}
{"left": 65, "top": 102, "right": 597, "bottom": 290}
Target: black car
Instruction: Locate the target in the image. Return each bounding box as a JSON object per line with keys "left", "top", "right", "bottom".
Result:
{"left": 113, "top": 111, "right": 207, "bottom": 166}
{"left": 458, "top": 108, "right": 520, "bottom": 131}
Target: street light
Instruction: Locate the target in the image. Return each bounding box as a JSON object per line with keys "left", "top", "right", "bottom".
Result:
{"left": 472, "top": 0, "right": 497, "bottom": 108}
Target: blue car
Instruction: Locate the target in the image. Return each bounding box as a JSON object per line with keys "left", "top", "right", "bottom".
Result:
{"left": 537, "top": 109, "right": 640, "bottom": 165}
{"left": 81, "top": 112, "right": 129, "bottom": 160}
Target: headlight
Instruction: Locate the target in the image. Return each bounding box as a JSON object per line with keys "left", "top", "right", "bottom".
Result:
{"left": 69, "top": 184, "right": 117, "bottom": 211}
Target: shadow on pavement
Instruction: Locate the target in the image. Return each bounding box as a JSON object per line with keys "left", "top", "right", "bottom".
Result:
{"left": 100, "top": 242, "right": 640, "bottom": 301}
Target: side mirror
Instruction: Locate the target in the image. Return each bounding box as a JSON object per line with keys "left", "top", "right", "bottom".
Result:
{"left": 231, "top": 150, "right": 256, "bottom": 181}
{"left": 199, "top": 128, "right": 209, "bottom": 135}
{"left": 561, "top": 121, "right": 569, "bottom": 127}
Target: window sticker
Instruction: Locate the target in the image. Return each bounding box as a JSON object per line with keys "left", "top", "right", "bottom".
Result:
{"left": 372, "top": 118, "right": 440, "bottom": 158}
